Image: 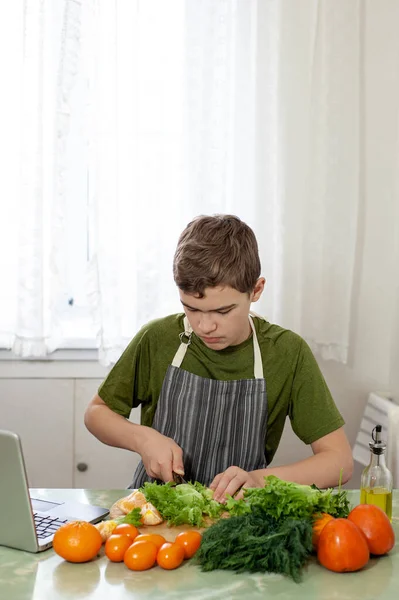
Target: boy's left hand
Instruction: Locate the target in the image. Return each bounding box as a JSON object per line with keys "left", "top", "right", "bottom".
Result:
{"left": 209, "top": 466, "right": 263, "bottom": 503}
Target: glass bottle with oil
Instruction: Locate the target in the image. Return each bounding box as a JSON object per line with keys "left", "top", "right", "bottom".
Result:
{"left": 360, "top": 424, "right": 393, "bottom": 520}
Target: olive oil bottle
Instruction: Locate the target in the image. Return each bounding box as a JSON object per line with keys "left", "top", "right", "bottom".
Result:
{"left": 360, "top": 424, "right": 393, "bottom": 520}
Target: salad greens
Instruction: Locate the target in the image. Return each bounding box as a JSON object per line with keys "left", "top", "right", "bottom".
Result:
{"left": 119, "top": 507, "right": 142, "bottom": 527}
{"left": 138, "top": 475, "right": 350, "bottom": 529}
{"left": 196, "top": 505, "right": 313, "bottom": 582}
{"left": 139, "top": 481, "right": 224, "bottom": 527}
{"left": 136, "top": 475, "right": 351, "bottom": 581}
{"left": 226, "top": 475, "right": 351, "bottom": 520}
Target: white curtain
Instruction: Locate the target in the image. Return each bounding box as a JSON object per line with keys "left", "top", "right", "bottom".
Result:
{"left": 84, "top": 0, "right": 188, "bottom": 364}
{"left": 0, "top": 0, "right": 379, "bottom": 365}
{"left": 0, "top": 0, "right": 82, "bottom": 356}
{"left": 254, "top": 0, "right": 362, "bottom": 362}
{"left": 85, "top": 0, "right": 263, "bottom": 364}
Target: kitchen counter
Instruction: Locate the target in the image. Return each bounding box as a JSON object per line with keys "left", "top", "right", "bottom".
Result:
{"left": 1, "top": 489, "right": 398, "bottom": 600}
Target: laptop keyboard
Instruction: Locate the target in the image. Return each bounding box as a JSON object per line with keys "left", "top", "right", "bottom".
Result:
{"left": 33, "top": 513, "right": 69, "bottom": 539}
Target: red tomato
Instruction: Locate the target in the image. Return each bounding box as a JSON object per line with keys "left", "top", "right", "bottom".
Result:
{"left": 124, "top": 540, "right": 158, "bottom": 571}
{"left": 105, "top": 534, "right": 133, "bottom": 562}
{"left": 317, "top": 518, "right": 369, "bottom": 573}
{"left": 112, "top": 523, "right": 139, "bottom": 541}
{"left": 174, "top": 530, "right": 202, "bottom": 559}
{"left": 348, "top": 504, "right": 395, "bottom": 555}
{"left": 157, "top": 542, "right": 185, "bottom": 570}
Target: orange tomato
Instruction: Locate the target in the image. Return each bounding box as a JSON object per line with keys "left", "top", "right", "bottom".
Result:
{"left": 134, "top": 533, "right": 166, "bottom": 550}
{"left": 53, "top": 521, "right": 103, "bottom": 563}
{"left": 312, "top": 513, "right": 334, "bottom": 550}
{"left": 157, "top": 542, "right": 185, "bottom": 570}
{"left": 123, "top": 540, "right": 158, "bottom": 571}
{"left": 348, "top": 504, "right": 395, "bottom": 555}
{"left": 174, "top": 530, "right": 202, "bottom": 559}
{"left": 112, "top": 523, "right": 139, "bottom": 541}
{"left": 105, "top": 534, "right": 133, "bottom": 562}
{"left": 317, "top": 518, "right": 369, "bottom": 573}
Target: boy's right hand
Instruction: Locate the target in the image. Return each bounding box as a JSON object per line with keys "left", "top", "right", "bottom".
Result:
{"left": 137, "top": 427, "right": 185, "bottom": 483}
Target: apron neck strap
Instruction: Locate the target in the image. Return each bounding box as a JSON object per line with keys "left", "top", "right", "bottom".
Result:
{"left": 171, "top": 315, "right": 264, "bottom": 379}
{"left": 183, "top": 315, "right": 193, "bottom": 336}
{"left": 170, "top": 316, "right": 192, "bottom": 368}
{"left": 249, "top": 315, "right": 264, "bottom": 379}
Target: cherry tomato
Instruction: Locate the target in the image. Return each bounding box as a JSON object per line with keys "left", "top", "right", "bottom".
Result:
{"left": 174, "top": 530, "right": 202, "bottom": 559}
{"left": 105, "top": 534, "right": 133, "bottom": 562}
{"left": 112, "top": 523, "right": 139, "bottom": 541}
{"left": 157, "top": 542, "right": 185, "bottom": 570}
{"left": 124, "top": 540, "right": 158, "bottom": 571}
{"left": 134, "top": 533, "right": 166, "bottom": 550}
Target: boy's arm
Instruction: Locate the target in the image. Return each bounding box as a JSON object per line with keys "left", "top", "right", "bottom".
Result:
{"left": 254, "top": 427, "right": 353, "bottom": 487}
{"left": 84, "top": 394, "right": 185, "bottom": 482}
{"left": 210, "top": 427, "right": 353, "bottom": 502}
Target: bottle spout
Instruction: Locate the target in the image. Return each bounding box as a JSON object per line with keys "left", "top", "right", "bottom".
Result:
{"left": 370, "top": 424, "right": 386, "bottom": 454}
{"left": 372, "top": 424, "right": 382, "bottom": 443}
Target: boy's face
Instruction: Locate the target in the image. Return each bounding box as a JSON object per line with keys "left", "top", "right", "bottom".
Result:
{"left": 179, "top": 279, "right": 265, "bottom": 350}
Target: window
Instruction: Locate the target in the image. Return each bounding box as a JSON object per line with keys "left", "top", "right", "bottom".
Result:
{"left": 0, "top": 0, "right": 185, "bottom": 353}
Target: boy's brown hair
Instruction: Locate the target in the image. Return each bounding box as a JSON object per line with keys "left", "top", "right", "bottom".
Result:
{"left": 173, "top": 214, "right": 261, "bottom": 297}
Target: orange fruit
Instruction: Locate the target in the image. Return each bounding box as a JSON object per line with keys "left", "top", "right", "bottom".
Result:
{"left": 105, "top": 534, "right": 134, "bottom": 562}
{"left": 140, "top": 502, "right": 163, "bottom": 525}
{"left": 95, "top": 519, "right": 119, "bottom": 542}
{"left": 312, "top": 513, "right": 334, "bottom": 550}
{"left": 317, "top": 518, "right": 369, "bottom": 573}
{"left": 348, "top": 504, "right": 395, "bottom": 555}
{"left": 156, "top": 542, "right": 185, "bottom": 570}
{"left": 174, "top": 531, "right": 202, "bottom": 559}
{"left": 123, "top": 540, "right": 158, "bottom": 571}
{"left": 112, "top": 523, "right": 139, "bottom": 541}
{"left": 116, "top": 491, "right": 147, "bottom": 513}
{"left": 134, "top": 533, "right": 166, "bottom": 550}
{"left": 53, "top": 521, "right": 103, "bottom": 563}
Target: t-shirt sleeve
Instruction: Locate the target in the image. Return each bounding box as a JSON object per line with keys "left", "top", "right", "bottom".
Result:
{"left": 97, "top": 326, "right": 152, "bottom": 418}
{"left": 289, "top": 339, "right": 345, "bottom": 444}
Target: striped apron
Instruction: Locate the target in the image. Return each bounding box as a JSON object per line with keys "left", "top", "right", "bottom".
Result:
{"left": 130, "top": 314, "right": 268, "bottom": 488}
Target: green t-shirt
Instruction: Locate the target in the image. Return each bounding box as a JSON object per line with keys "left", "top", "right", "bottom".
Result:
{"left": 98, "top": 314, "right": 344, "bottom": 465}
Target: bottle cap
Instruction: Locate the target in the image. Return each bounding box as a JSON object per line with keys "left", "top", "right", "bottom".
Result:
{"left": 369, "top": 424, "right": 386, "bottom": 455}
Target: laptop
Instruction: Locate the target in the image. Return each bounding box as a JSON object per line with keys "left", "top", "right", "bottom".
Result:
{"left": 0, "top": 430, "right": 109, "bottom": 553}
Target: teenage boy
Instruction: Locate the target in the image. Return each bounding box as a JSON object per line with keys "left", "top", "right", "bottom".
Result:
{"left": 84, "top": 215, "right": 353, "bottom": 500}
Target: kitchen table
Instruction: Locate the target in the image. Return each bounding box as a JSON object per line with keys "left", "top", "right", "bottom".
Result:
{"left": 0, "top": 488, "right": 398, "bottom": 600}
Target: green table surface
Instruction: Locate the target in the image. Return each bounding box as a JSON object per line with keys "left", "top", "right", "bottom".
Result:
{"left": 1, "top": 489, "right": 398, "bottom": 600}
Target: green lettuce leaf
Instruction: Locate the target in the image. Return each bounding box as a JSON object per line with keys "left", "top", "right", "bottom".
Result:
{"left": 226, "top": 475, "right": 351, "bottom": 520}
{"left": 139, "top": 481, "right": 225, "bottom": 527}
{"left": 118, "top": 507, "right": 142, "bottom": 527}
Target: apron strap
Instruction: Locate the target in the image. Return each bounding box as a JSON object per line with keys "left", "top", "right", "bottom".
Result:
{"left": 171, "top": 316, "right": 192, "bottom": 368}
{"left": 249, "top": 315, "right": 264, "bottom": 379}
{"left": 172, "top": 314, "right": 264, "bottom": 379}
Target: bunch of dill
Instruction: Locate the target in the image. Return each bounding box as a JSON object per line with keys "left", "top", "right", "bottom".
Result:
{"left": 195, "top": 505, "right": 313, "bottom": 583}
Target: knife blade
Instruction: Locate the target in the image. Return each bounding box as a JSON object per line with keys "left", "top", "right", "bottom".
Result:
{"left": 172, "top": 471, "right": 188, "bottom": 485}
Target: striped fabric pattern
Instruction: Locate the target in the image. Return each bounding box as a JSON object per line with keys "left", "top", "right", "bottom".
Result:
{"left": 131, "top": 364, "right": 268, "bottom": 488}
